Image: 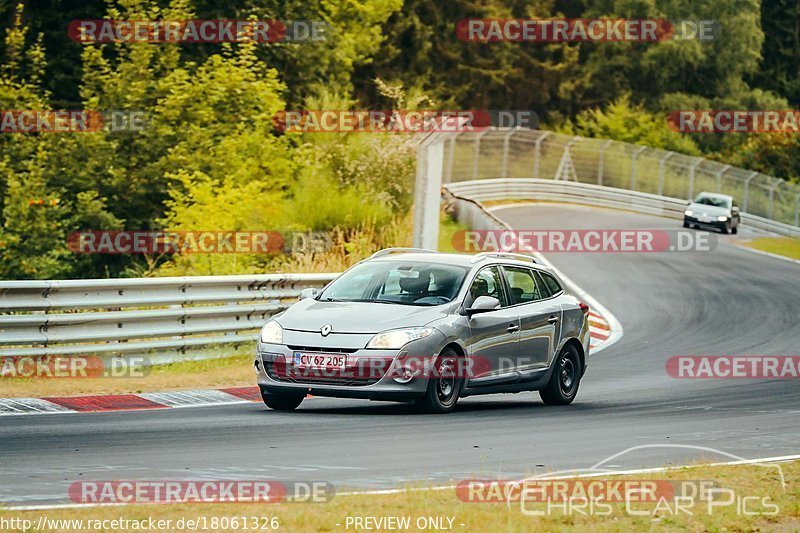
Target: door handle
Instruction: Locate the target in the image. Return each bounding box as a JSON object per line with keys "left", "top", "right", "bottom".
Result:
{"left": 547, "top": 315, "right": 559, "bottom": 324}
{"left": 507, "top": 324, "right": 519, "bottom": 333}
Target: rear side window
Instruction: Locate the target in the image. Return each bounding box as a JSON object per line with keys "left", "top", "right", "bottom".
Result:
{"left": 537, "top": 271, "right": 563, "bottom": 296}
{"left": 503, "top": 267, "right": 543, "bottom": 305}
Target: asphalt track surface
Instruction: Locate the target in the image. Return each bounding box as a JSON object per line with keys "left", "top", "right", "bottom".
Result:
{"left": 2, "top": 205, "right": 799, "bottom": 507}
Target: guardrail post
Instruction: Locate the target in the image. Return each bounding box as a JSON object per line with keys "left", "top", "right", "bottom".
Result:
{"left": 657, "top": 152, "right": 673, "bottom": 196}
{"left": 742, "top": 171, "right": 758, "bottom": 212}
{"left": 533, "top": 131, "right": 550, "bottom": 179}
{"left": 500, "top": 127, "right": 517, "bottom": 179}
{"left": 597, "top": 139, "right": 612, "bottom": 186}
{"left": 688, "top": 158, "right": 701, "bottom": 199}
{"left": 630, "top": 146, "right": 646, "bottom": 191}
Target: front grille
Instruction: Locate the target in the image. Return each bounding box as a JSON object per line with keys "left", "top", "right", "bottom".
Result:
{"left": 287, "top": 345, "right": 360, "bottom": 354}
{"left": 265, "top": 362, "right": 382, "bottom": 386}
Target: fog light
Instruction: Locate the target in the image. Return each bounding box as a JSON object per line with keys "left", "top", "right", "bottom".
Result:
{"left": 393, "top": 366, "right": 417, "bottom": 384}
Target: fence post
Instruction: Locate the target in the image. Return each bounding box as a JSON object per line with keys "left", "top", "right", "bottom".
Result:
{"left": 767, "top": 179, "right": 782, "bottom": 220}
{"left": 444, "top": 135, "right": 457, "bottom": 183}
{"left": 795, "top": 191, "right": 800, "bottom": 227}
{"left": 742, "top": 171, "right": 758, "bottom": 212}
{"left": 533, "top": 131, "right": 550, "bottom": 179}
{"left": 473, "top": 130, "right": 489, "bottom": 180}
{"left": 412, "top": 138, "right": 444, "bottom": 249}
{"left": 597, "top": 139, "right": 612, "bottom": 186}
{"left": 688, "top": 158, "right": 701, "bottom": 199}
{"left": 630, "top": 146, "right": 646, "bottom": 191}
{"left": 657, "top": 152, "right": 673, "bottom": 196}
{"left": 715, "top": 165, "right": 730, "bottom": 193}
{"left": 500, "top": 127, "right": 517, "bottom": 179}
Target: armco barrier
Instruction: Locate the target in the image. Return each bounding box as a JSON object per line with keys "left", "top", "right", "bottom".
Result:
{"left": 0, "top": 274, "right": 337, "bottom": 362}
{"left": 444, "top": 178, "right": 800, "bottom": 238}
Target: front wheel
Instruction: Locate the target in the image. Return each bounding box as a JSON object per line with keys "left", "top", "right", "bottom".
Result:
{"left": 540, "top": 344, "right": 582, "bottom": 406}
{"left": 261, "top": 389, "right": 304, "bottom": 411}
{"left": 414, "top": 348, "right": 463, "bottom": 414}
{"left": 731, "top": 225, "right": 738, "bottom": 235}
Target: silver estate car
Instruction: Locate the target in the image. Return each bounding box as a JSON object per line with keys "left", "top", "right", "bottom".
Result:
{"left": 684, "top": 192, "right": 741, "bottom": 234}
{"left": 255, "top": 249, "right": 591, "bottom": 413}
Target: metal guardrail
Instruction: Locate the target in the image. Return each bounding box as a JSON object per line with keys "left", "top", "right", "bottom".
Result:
{"left": 444, "top": 179, "right": 800, "bottom": 238}
{"left": 0, "top": 274, "right": 337, "bottom": 360}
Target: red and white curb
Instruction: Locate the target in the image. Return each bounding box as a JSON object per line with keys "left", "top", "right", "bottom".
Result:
{"left": 0, "top": 386, "right": 262, "bottom": 416}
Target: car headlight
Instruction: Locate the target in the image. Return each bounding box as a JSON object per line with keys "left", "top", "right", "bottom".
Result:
{"left": 366, "top": 327, "right": 434, "bottom": 349}
{"left": 684, "top": 210, "right": 693, "bottom": 216}
{"left": 260, "top": 320, "right": 283, "bottom": 344}
{"left": 717, "top": 215, "right": 728, "bottom": 222}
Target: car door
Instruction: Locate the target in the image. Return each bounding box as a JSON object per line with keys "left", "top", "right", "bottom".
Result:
{"left": 464, "top": 266, "right": 520, "bottom": 384}
{"left": 501, "top": 266, "right": 561, "bottom": 375}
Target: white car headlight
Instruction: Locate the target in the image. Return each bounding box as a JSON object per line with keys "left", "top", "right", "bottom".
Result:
{"left": 260, "top": 320, "right": 283, "bottom": 344}
{"left": 684, "top": 210, "right": 693, "bottom": 216}
{"left": 717, "top": 215, "right": 728, "bottom": 222}
{"left": 366, "top": 327, "right": 434, "bottom": 349}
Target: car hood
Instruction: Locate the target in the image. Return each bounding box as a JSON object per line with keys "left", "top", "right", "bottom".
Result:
{"left": 688, "top": 203, "right": 730, "bottom": 217}
{"left": 275, "top": 298, "right": 450, "bottom": 334}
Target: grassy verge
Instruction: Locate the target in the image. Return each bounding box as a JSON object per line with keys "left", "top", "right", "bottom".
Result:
{"left": 741, "top": 236, "right": 800, "bottom": 260}
{"left": 0, "top": 354, "right": 255, "bottom": 398}
{"left": 1, "top": 460, "right": 796, "bottom": 531}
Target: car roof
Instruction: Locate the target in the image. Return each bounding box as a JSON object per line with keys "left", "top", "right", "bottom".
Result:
{"left": 368, "top": 252, "right": 552, "bottom": 272}
{"left": 695, "top": 192, "right": 733, "bottom": 200}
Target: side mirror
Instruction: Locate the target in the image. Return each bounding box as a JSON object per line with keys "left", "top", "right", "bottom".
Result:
{"left": 465, "top": 295, "right": 501, "bottom": 316}
{"left": 299, "top": 287, "right": 319, "bottom": 300}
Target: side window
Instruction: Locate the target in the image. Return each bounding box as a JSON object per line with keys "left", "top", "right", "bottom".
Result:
{"left": 503, "top": 267, "right": 542, "bottom": 305}
{"left": 467, "top": 267, "right": 508, "bottom": 307}
{"left": 538, "top": 271, "right": 563, "bottom": 296}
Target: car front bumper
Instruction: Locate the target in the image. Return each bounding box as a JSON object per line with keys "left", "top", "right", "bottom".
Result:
{"left": 255, "top": 329, "right": 446, "bottom": 402}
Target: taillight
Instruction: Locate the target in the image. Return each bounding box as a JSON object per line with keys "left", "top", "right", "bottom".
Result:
{"left": 579, "top": 302, "right": 590, "bottom": 315}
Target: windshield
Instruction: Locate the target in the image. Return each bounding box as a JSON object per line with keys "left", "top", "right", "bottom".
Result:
{"left": 694, "top": 195, "right": 731, "bottom": 208}
{"left": 320, "top": 261, "right": 468, "bottom": 306}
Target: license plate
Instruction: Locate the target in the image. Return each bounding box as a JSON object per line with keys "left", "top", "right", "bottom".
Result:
{"left": 293, "top": 352, "right": 346, "bottom": 369}
{"left": 698, "top": 216, "right": 712, "bottom": 223}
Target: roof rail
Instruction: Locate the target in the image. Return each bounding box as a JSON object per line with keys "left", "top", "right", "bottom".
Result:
{"left": 369, "top": 247, "right": 439, "bottom": 259}
{"left": 470, "top": 252, "right": 538, "bottom": 264}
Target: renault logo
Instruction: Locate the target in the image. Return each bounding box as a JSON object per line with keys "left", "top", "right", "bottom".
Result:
{"left": 320, "top": 324, "right": 333, "bottom": 336}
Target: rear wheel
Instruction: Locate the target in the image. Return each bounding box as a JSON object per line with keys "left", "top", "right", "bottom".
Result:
{"left": 415, "top": 348, "right": 463, "bottom": 414}
{"left": 260, "top": 389, "right": 304, "bottom": 411}
{"left": 540, "top": 344, "right": 582, "bottom": 406}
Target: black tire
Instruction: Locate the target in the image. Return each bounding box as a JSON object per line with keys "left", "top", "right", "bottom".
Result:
{"left": 414, "top": 348, "right": 463, "bottom": 414}
{"left": 683, "top": 220, "right": 690, "bottom": 228}
{"left": 731, "top": 225, "right": 738, "bottom": 235}
{"left": 540, "top": 344, "right": 582, "bottom": 406}
{"left": 261, "top": 389, "right": 304, "bottom": 411}
{"left": 721, "top": 222, "right": 730, "bottom": 234}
